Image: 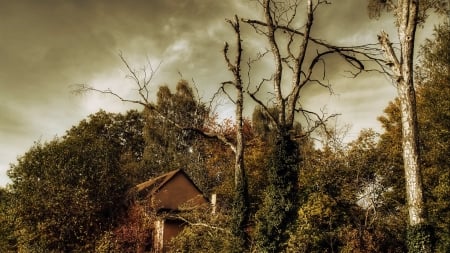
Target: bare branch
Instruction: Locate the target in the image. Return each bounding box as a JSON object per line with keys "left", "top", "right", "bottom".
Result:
{"left": 294, "top": 107, "right": 340, "bottom": 139}
{"left": 73, "top": 83, "right": 149, "bottom": 107}
{"left": 169, "top": 214, "right": 231, "bottom": 233}
{"left": 75, "top": 55, "right": 238, "bottom": 153}
{"left": 245, "top": 49, "right": 271, "bottom": 90}
{"left": 242, "top": 18, "right": 387, "bottom": 75}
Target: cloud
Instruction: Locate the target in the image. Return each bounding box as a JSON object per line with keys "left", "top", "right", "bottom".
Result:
{"left": 0, "top": 0, "right": 443, "bottom": 186}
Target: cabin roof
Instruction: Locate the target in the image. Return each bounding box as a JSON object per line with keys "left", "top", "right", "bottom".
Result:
{"left": 135, "top": 169, "right": 181, "bottom": 195}
{"left": 133, "top": 169, "right": 204, "bottom": 199}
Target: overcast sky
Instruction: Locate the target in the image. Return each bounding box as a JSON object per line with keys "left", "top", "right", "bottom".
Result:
{"left": 0, "top": 0, "right": 444, "bottom": 186}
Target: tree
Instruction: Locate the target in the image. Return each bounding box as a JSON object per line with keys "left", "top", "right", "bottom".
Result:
{"left": 7, "top": 110, "right": 143, "bottom": 252}
{"left": 373, "top": 23, "right": 450, "bottom": 252}
{"left": 223, "top": 15, "right": 250, "bottom": 252}
{"left": 287, "top": 129, "right": 398, "bottom": 253}
{"left": 415, "top": 22, "right": 450, "bottom": 252}
{"left": 79, "top": 50, "right": 256, "bottom": 250}
{"left": 235, "top": 1, "right": 370, "bottom": 251}
{"left": 367, "top": 1, "right": 447, "bottom": 251}
{"left": 141, "top": 80, "right": 212, "bottom": 191}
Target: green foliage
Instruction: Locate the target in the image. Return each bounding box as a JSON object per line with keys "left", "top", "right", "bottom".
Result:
{"left": 254, "top": 132, "right": 299, "bottom": 253}
{"left": 170, "top": 205, "right": 234, "bottom": 253}
{"left": 7, "top": 110, "right": 144, "bottom": 252}
{"left": 172, "top": 225, "right": 233, "bottom": 253}
{"left": 287, "top": 192, "right": 340, "bottom": 253}
{"left": 230, "top": 171, "right": 249, "bottom": 253}
{"left": 407, "top": 224, "right": 435, "bottom": 253}
{"left": 416, "top": 22, "right": 450, "bottom": 252}
{"left": 286, "top": 128, "right": 411, "bottom": 252}
{"left": 142, "top": 80, "right": 211, "bottom": 191}
{"left": 95, "top": 231, "right": 120, "bottom": 253}
{"left": 0, "top": 188, "right": 17, "bottom": 252}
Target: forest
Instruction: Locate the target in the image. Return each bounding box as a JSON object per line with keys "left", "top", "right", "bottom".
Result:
{"left": 1, "top": 1, "right": 449, "bottom": 252}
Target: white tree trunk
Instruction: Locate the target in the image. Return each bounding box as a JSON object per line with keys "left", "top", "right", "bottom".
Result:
{"left": 378, "top": 1, "right": 430, "bottom": 251}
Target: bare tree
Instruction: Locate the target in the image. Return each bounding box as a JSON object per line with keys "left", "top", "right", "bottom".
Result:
{"left": 368, "top": 1, "right": 448, "bottom": 252}
{"left": 236, "top": 0, "right": 381, "bottom": 251}
{"left": 222, "top": 15, "right": 250, "bottom": 252}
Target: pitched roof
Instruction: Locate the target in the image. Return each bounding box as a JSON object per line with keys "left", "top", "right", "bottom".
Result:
{"left": 134, "top": 169, "right": 182, "bottom": 196}
{"left": 134, "top": 169, "right": 206, "bottom": 196}
{"left": 128, "top": 168, "right": 208, "bottom": 208}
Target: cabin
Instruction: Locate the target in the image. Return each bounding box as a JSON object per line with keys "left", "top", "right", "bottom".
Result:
{"left": 131, "top": 169, "right": 209, "bottom": 252}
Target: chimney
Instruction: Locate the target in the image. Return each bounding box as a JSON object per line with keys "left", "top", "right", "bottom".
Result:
{"left": 211, "top": 193, "right": 217, "bottom": 214}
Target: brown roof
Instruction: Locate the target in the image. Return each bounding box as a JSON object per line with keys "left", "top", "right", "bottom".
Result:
{"left": 131, "top": 169, "right": 206, "bottom": 199}
{"left": 134, "top": 169, "right": 182, "bottom": 195}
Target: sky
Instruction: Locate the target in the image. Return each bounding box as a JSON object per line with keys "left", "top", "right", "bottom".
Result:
{"left": 0, "top": 0, "right": 444, "bottom": 186}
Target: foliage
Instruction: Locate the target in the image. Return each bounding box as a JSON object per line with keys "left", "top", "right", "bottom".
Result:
{"left": 254, "top": 132, "right": 299, "bottom": 253}
{"left": 407, "top": 224, "right": 435, "bottom": 253}
{"left": 142, "top": 80, "right": 212, "bottom": 192}
{"left": 0, "top": 188, "right": 16, "bottom": 252}
{"left": 95, "top": 204, "right": 156, "bottom": 253}
{"left": 7, "top": 110, "right": 143, "bottom": 252}
{"left": 170, "top": 205, "right": 234, "bottom": 253}
{"left": 286, "top": 128, "right": 411, "bottom": 252}
{"left": 286, "top": 132, "right": 349, "bottom": 253}
{"left": 416, "top": 22, "right": 450, "bottom": 252}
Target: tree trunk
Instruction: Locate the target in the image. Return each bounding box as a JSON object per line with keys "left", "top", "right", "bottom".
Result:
{"left": 224, "top": 15, "right": 250, "bottom": 252}
{"left": 378, "top": 1, "right": 431, "bottom": 252}
{"left": 231, "top": 84, "right": 249, "bottom": 252}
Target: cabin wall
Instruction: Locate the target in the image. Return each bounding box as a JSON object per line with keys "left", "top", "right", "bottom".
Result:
{"left": 152, "top": 173, "right": 207, "bottom": 210}
{"left": 163, "top": 219, "right": 185, "bottom": 252}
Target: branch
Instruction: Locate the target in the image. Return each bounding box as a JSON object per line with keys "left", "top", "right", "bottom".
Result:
{"left": 73, "top": 83, "right": 150, "bottom": 108}
{"left": 294, "top": 107, "right": 340, "bottom": 139}
{"left": 169, "top": 214, "right": 231, "bottom": 233}
{"left": 242, "top": 18, "right": 387, "bottom": 74}
{"left": 245, "top": 49, "right": 270, "bottom": 91}
{"left": 287, "top": 0, "right": 314, "bottom": 125}
{"left": 74, "top": 56, "right": 237, "bottom": 153}
{"left": 377, "top": 31, "right": 402, "bottom": 82}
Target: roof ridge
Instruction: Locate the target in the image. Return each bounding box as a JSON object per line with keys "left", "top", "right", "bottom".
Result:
{"left": 134, "top": 169, "right": 183, "bottom": 194}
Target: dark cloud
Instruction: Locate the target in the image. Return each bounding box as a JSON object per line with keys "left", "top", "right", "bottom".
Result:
{"left": 0, "top": 0, "right": 443, "bottom": 185}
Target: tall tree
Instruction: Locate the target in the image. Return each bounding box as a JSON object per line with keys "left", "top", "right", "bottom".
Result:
{"left": 77, "top": 56, "right": 240, "bottom": 193}
{"left": 367, "top": 1, "right": 447, "bottom": 251}
{"left": 237, "top": 1, "right": 369, "bottom": 251}
{"left": 223, "top": 15, "right": 250, "bottom": 252}
{"left": 374, "top": 23, "right": 450, "bottom": 252}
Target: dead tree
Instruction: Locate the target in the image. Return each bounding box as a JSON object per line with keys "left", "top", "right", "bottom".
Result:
{"left": 222, "top": 15, "right": 250, "bottom": 252}
{"left": 368, "top": 1, "right": 448, "bottom": 252}
{"left": 236, "top": 0, "right": 382, "bottom": 251}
